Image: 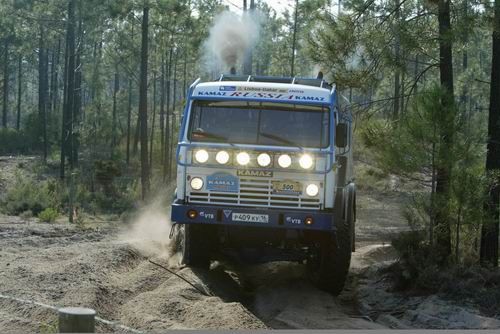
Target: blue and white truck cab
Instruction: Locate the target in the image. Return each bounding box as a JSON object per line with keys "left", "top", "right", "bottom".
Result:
{"left": 171, "top": 74, "right": 355, "bottom": 295}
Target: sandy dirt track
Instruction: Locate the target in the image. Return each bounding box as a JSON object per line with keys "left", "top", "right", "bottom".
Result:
{"left": 1, "top": 156, "right": 499, "bottom": 332}
{"left": 0, "top": 156, "right": 398, "bottom": 332}
{"left": 0, "top": 209, "right": 395, "bottom": 332}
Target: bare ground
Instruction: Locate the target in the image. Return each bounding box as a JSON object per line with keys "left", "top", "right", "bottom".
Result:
{"left": 0, "top": 210, "right": 394, "bottom": 332}
{"left": 1, "top": 156, "right": 499, "bottom": 332}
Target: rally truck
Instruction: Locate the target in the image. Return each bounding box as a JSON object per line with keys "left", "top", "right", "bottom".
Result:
{"left": 170, "top": 73, "right": 355, "bottom": 295}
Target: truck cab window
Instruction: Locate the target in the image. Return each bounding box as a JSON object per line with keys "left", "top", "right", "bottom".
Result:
{"left": 189, "top": 101, "right": 330, "bottom": 148}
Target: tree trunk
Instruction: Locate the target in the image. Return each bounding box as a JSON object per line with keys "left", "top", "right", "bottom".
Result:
{"left": 461, "top": 0, "right": 469, "bottom": 118}
{"left": 169, "top": 52, "right": 178, "bottom": 181}
{"left": 72, "top": 15, "right": 83, "bottom": 167}
{"left": 39, "top": 28, "right": 49, "bottom": 161}
{"left": 414, "top": 54, "right": 419, "bottom": 94}
{"left": 393, "top": 0, "right": 401, "bottom": 122}
{"left": 16, "top": 56, "right": 22, "bottom": 130}
{"left": 49, "top": 39, "right": 61, "bottom": 115}
{"left": 133, "top": 112, "right": 140, "bottom": 156}
{"left": 455, "top": 206, "right": 461, "bottom": 264}
{"left": 126, "top": 78, "right": 132, "bottom": 165}
{"left": 2, "top": 40, "right": 8, "bottom": 128}
{"left": 160, "top": 53, "right": 165, "bottom": 164}
{"left": 150, "top": 71, "right": 157, "bottom": 169}
{"left": 435, "top": 0, "right": 455, "bottom": 260}
{"left": 139, "top": 6, "right": 150, "bottom": 199}
{"left": 400, "top": 70, "right": 405, "bottom": 113}
{"left": 182, "top": 49, "right": 187, "bottom": 100}
{"left": 481, "top": 0, "right": 500, "bottom": 266}
{"left": 164, "top": 47, "right": 173, "bottom": 181}
{"left": 112, "top": 71, "right": 119, "bottom": 154}
{"left": 430, "top": 125, "right": 437, "bottom": 244}
{"left": 393, "top": 70, "right": 400, "bottom": 120}
{"left": 60, "top": 0, "right": 76, "bottom": 178}
{"left": 60, "top": 26, "right": 70, "bottom": 179}
{"left": 290, "top": 0, "right": 299, "bottom": 77}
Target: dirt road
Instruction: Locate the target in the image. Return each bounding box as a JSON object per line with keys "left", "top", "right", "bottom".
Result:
{"left": 0, "top": 188, "right": 405, "bottom": 332}
{"left": 2, "top": 156, "right": 498, "bottom": 332}
{"left": 0, "top": 156, "right": 404, "bottom": 332}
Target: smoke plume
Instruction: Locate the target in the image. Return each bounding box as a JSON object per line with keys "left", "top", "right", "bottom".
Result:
{"left": 204, "top": 10, "right": 261, "bottom": 72}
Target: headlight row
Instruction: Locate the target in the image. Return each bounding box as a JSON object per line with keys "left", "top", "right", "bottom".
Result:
{"left": 193, "top": 149, "right": 315, "bottom": 169}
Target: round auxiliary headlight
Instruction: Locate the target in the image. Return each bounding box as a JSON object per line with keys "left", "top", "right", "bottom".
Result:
{"left": 190, "top": 177, "right": 204, "bottom": 190}
{"left": 215, "top": 151, "right": 230, "bottom": 164}
{"left": 257, "top": 153, "right": 271, "bottom": 167}
{"left": 236, "top": 152, "right": 250, "bottom": 166}
{"left": 306, "top": 184, "right": 319, "bottom": 197}
{"left": 278, "top": 154, "right": 292, "bottom": 168}
{"left": 299, "top": 154, "right": 314, "bottom": 169}
{"left": 194, "top": 149, "right": 209, "bottom": 163}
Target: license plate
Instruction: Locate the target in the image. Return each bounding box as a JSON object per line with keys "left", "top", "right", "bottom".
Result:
{"left": 272, "top": 180, "right": 302, "bottom": 194}
{"left": 232, "top": 213, "right": 269, "bottom": 223}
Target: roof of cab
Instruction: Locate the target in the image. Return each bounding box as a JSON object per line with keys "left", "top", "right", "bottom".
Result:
{"left": 192, "top": 79, "right": 333, "bottom": 104}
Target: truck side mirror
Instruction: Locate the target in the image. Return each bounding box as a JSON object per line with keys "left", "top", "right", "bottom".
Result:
{"left": 336, "top": 123, "right": 348, "bottom": 148}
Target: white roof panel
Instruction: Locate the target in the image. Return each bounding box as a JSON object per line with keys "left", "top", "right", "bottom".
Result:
{"left": 193, "top": 81, "right": 332, "bottom": 104}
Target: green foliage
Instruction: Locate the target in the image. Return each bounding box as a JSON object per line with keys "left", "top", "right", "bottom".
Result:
{"left": 389, "top": 230, "right": 438, "bottom": 291}
{"left": 355, "top": 162, "right": 390, "bottom": 191}
{"left": 38, "top": 207, "right": 59, "bottom": 223}
{"left": 0, "top": 174, "right": 62, "bottom": 216}
{"left": 90, "top": 188, "right": 135, "bottom": 214}
{"left": 361, "top": 85, "right": 487, "bottom": 263}
{"left": 0, "top": 129, "right": 32, "bottom": 154}
{"left": 361, "top": 86, "right": 455, "bottom": 178}
{"left": 389, "top": 230, "right": 477, "bottom": 292}
{"left": 95, "top": 160, "right": 122, "bottom": 195}
{"left": 0, "top": 112, "right": 59, "bottom": 154}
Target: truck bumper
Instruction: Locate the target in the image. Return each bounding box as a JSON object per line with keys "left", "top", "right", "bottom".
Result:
{"left": 171, "top": 202, "right": 335, "bottom": 231}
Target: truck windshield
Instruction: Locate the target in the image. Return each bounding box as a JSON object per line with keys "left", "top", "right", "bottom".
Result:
{"left": 188, "top": 101, "right": 330, "bottom": 148}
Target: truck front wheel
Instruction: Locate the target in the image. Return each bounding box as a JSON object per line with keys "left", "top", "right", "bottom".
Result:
{"left": 307, "top": 208, "right": 353, "bottom": 295}
{"left": 179, "top": 224, "right": 214, "bottom": 269}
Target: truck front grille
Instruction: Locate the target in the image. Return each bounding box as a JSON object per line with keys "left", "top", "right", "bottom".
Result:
{"left": 188, "top": 178, "right": 321, "bottom": 210}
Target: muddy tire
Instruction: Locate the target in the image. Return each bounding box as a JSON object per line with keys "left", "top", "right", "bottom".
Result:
{"left": 182, "top": 224, "right": 213, "bottom": 269}
{"left": 308, "top": 204, "right": 353, "bottom": 295}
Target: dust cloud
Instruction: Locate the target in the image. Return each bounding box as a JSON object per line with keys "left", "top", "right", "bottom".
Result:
{"left": 204, "top": 10, "right": 261, "bottom": 72}
{"left": 345, "top": 45, "right": 366, "bottom": 71}
{"left": 119, "top": 192, "right": 179, "bottom": 264}
{"left": 312, "top": 64, "right": 323, "bottom": 78}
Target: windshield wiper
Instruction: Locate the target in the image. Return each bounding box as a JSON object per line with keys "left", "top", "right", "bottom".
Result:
{"left": 259, "top": 132, "right": 303, "bottom": 150}
{"left": 192, "top": 130, "right": 227, "bottom": 142}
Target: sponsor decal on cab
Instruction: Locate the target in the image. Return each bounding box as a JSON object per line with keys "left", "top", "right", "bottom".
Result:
{"left": 206, "top": 173, "right": 239, "bottom": 193}
{"left": 197, "top": 87, "right": 327, "bottom": 102}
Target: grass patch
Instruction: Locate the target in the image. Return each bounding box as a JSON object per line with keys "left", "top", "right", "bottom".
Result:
{"left": 38, "top": 207, "right": 59, "bottom": 223}
{"left": 0, "top": 173, "right": 62, "bottom": 216}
